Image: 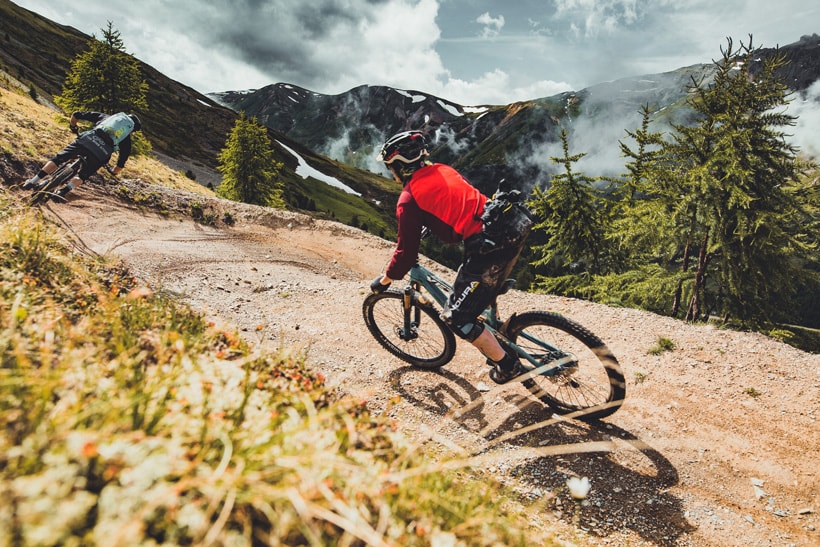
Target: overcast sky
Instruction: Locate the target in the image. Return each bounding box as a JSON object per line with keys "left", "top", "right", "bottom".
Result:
{"left": 13, "top": 0, "right": 819, "bottom": 105}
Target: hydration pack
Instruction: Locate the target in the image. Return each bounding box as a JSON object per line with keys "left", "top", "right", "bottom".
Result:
{"left": 78, "top": 130, "right": 114, "bottom": 163}
{"left": 95, "top": 112, "right": 134, "bottom": 146}
{"left": 478, "top": 185, "right": 534, "bottom": 253}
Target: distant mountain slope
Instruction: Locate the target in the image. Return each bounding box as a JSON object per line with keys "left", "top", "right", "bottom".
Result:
{"left": 211, "top": 68, "right": 712, "bottom": 194}
{"left": 213, "top": 34, "right": 820, "bottom": 195}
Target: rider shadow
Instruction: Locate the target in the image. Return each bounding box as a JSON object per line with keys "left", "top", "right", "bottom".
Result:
{"left": 389, "top": 365, "right": 491, "bottom": 431}
{"left": 389, "top": 365, "right": 694, "bottom": 545}
{"left": 389, "top": 364, "right": 595, "bottom": 441}
{"left": 511, "top": 422, "right": 695, "bottom": 544}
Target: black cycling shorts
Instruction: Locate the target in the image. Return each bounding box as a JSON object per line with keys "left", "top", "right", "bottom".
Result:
{"left": 52, "top": 135, "right": 109, "bottom": 180}
{"left": 445, "top": 238, "right": 525, "bottom": 331}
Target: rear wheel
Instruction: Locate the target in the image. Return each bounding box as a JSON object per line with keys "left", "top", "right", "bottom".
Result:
{"left": 363, "top": 290, "right": 456, "bottom": 369}
{"left": 505, "top": 311, "right": 625, "bottom": 420}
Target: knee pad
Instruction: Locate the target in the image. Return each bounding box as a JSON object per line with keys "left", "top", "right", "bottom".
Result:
{"left": 441, "top": 309, "right": 485, "bottom": 342}
{"left": 457, "top": 321, "right": 485, "bottom": 342}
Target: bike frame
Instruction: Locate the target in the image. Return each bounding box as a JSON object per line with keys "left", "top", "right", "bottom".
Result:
{"left": 403, "top": 263, "right": 572, "bottom": 374}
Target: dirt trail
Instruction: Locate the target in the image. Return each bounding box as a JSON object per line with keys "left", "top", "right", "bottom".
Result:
{"left": 36, "top": 181, "right": 820, "bottom": 546}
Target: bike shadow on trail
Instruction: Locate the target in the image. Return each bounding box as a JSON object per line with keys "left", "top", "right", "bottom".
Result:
{"left": 389, "top": 365, "right": 695, "bottom": 545}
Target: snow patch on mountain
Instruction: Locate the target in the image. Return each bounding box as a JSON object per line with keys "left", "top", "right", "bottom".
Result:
{"left": 276, "top": 140, "right": 361, "bottom": 196}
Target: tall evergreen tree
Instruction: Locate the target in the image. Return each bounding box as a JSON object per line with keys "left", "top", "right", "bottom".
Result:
{"left": 611, "top": 104, "right": 707, "bottom": 316}
{"left": 665, "top": 36, "right": 812, "bottom": 325}
{"left": 529, "top": 130, "right": 613, "bottom": 276}
{"left": 56, "top": 21, "right": 148, "bottom": 113}
{"left": 217, "top": 113, "right": 285, "bottom": 208}
{"left": 612, "top": 104, "right": 678, "bottom": 266}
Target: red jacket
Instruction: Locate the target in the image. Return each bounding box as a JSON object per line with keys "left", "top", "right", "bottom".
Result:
{"left": 385, "top": 164, "right": 487, "bottom": 280}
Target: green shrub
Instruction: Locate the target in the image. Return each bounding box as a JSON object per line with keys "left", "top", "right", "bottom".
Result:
{"left": 648, "top": 337, "right": 676, "bottom": 355}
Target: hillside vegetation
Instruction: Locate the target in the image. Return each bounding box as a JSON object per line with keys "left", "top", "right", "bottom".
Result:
{"left": 0, "top": 0, "right": 401, "bottom": 238}
{"left": 0, "top": 85, "right": 558, "bottom": 545}
{"left": 3, "top": 78, "right": 819, "bottom": 547}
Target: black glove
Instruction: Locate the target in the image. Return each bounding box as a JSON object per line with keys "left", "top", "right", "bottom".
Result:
{"left": 370, "top": 276, "right": 390, "bottom": 294}
{"left": 69, "top": 125, "right": 79, "bottom": 134}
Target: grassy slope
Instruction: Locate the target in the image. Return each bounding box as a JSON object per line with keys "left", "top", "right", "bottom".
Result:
{"left": 0, "top": 84, "right": 560, "bottom": 545}
{"left": 0, "top": 0, "right": 400, "bottom": 238}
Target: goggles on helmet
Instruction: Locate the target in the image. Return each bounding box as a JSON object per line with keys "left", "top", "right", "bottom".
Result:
{"left": 376, "top": 131, "right": 429, "bottom": 166}
{"left": 379, "top": 148, "right": 427, "bottom": 165}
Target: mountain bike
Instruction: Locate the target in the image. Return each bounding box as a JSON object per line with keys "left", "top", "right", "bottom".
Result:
{"left": 28, "top": 155, "right": 113, "bottom": 205}
{"left": 363, "top": 262, "right": 626, "bottom": 420}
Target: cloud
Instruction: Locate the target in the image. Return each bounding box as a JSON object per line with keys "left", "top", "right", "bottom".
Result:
{"left": 13, "top": 0, "right": 820, "bottom": 106}
{"left": 145, "top": 0, "right": 458, "bottom": 100}
{"left": 553, "top": 0, "right": 642, "bottom": 38}
{"left": 439, "top": 69, "right": 572, "bottom": 105}
{"left": 476, "top": 12, "right": 505, "bottom": 38}
{"left": 787, "top": 80, "right": 820, "bottom": 159}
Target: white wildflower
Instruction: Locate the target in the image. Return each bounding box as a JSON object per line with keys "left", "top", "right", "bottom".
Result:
{"left": 567, "top": 476, "right": 591, "bottom": 499}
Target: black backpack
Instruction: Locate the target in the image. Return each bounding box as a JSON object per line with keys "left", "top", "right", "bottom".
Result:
{"left": 478, "top": 185, "right": 534, "bottom": 253}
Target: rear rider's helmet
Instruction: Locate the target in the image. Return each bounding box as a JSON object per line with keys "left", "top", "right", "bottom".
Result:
{"left": 129, "top": 114, "right": 142, "bottom": 132}
{"left": 377, "top": 130, "right": 429, "bottom": 181}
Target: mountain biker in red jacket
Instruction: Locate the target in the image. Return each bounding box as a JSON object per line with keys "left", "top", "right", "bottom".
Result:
{"left": 23, "top": 111, "right": 141, "bottom": 199}
{"left": 370, "top": 130, "right": 526, "bottom": 383}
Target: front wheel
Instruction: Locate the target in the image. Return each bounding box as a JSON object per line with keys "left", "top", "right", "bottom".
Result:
{"left": 28, "top": 160, "right": 77, "bottom": 205}
{"left": 505, "top": 311, "right": 625, "bottom": 420}
{"left": 363, "top": 289, "right": 456, "bottom": 369}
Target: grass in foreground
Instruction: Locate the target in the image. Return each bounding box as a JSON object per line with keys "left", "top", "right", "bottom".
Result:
{"left": 0, "top": 192, "right": 557, "bottom": 545}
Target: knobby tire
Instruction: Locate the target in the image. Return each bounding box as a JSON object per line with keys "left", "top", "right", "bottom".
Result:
{"left": 363, "top": 289, "right": 456, "bottom": 369}
{"left": 505, "top": 311, "right": 625, "bottom": 420}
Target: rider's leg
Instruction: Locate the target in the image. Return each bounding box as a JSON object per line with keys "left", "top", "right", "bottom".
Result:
{"left": 55, "top": 175, "right": 83, "bottom": 199}
{"left": 40, "top": 161, "right": 58, "bottom": 176}
{"left": 24, "top": 137, "right": 81, "bottom": 188}
{"left": 57, "top": 152, "right": 102, "bottom": 198}
{"left": 23, "top": 161, "right": 58, "bottom": 189}
{"left": 447, "top": 243, "right": 527, "bottom": 383}
{"left": 471, "top": 327, "right": 506, "bottom": 361}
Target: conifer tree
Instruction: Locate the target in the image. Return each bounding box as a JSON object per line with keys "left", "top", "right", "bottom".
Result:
{"left": 610, "top": 105, "right": 703, "bottom": 316}
{"left": 665, "top": 36, "right": 811, "bottom": 325}
{"left": 612, "top": 104, "right": 677, "bottom": 265}
{"left": 529, "top": 130, "right": 612, "bottom": 276}
{"left": 217, "top": 113, "right": 285, "bottom": 208}
{"left": 56, "top": 22, "right": 148, "bottom": 113}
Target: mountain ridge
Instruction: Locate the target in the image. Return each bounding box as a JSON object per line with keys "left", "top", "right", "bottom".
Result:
{"left": 211, "top": 34, "right": 820, "bottom": 194}
{"left": 1, "top": 0, "right": 818, "bottom": 233}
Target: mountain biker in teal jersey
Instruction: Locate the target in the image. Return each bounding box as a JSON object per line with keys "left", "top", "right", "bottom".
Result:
{"left": 370, "top": 130, "right": 529, "bottom": 383}
{"left": 23, "top": 111, "right": 142, "bottom": 199}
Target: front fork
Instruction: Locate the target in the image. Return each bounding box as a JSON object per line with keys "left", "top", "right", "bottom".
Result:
{"left": 399, "top": 285, "right": 420, "bottom": 341}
